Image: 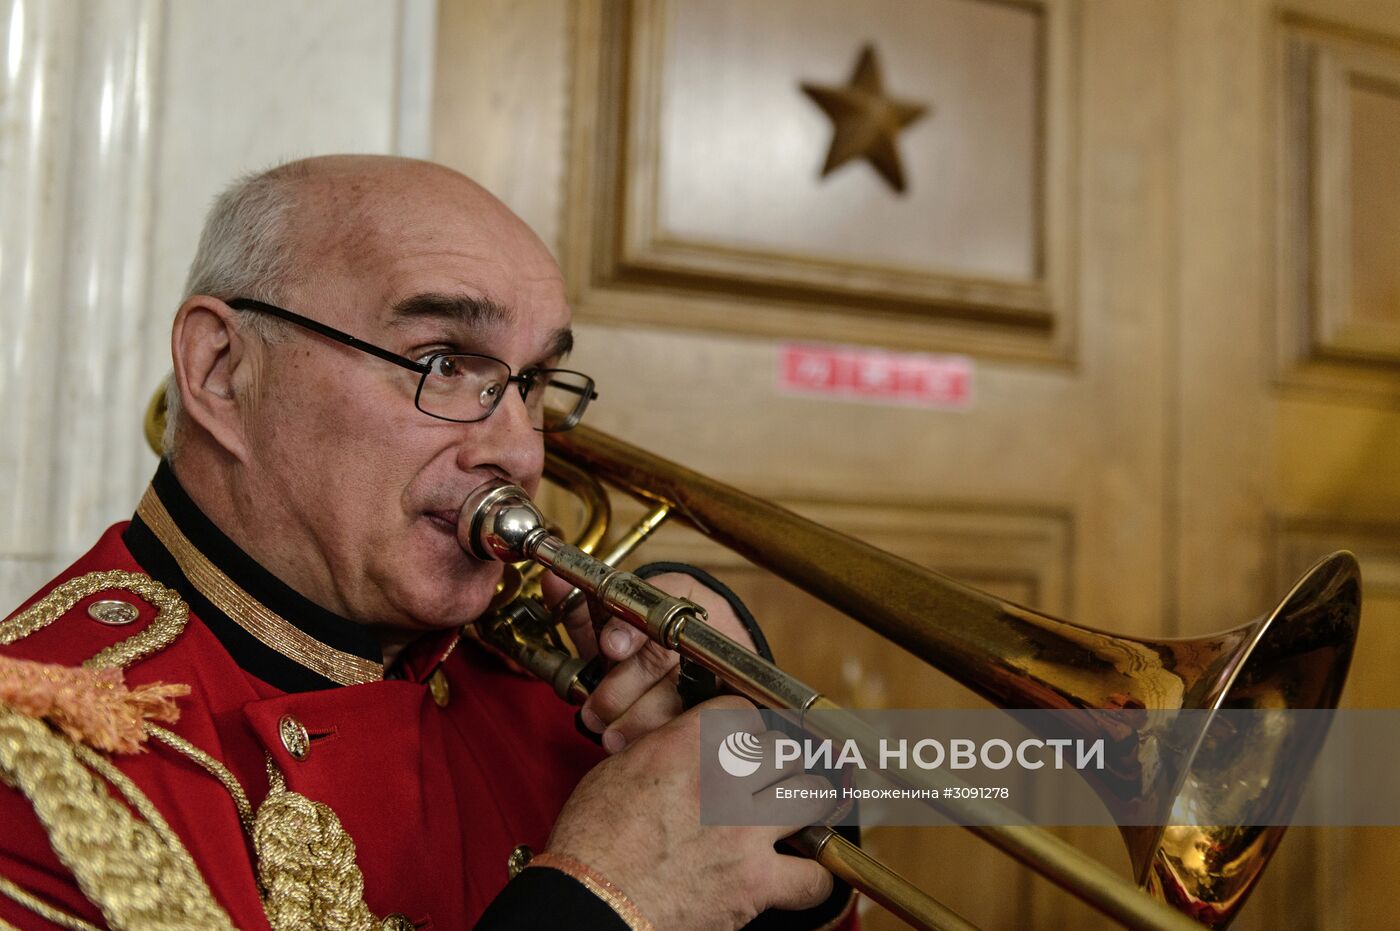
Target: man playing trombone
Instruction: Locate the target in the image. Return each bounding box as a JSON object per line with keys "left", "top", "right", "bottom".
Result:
{"left": 0, "top": 155, "right": 854, "bottom": 930}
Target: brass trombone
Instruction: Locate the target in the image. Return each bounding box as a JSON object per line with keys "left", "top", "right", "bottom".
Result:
{"left": 144, "top": 391, "right": 1360, "bottom": 929}
{"left": 463, "top": 423, "right": 1360, "bottom": 931}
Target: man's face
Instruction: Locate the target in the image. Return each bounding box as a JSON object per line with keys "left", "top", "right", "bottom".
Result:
{"left": 236, "top": 174, "right": 572, "bottom": 636}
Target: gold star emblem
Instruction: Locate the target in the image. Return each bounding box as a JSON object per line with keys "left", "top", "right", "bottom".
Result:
{"left": 800, "top": 45, "right": 930, "bottom": 194}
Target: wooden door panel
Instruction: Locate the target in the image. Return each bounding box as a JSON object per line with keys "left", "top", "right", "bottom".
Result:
{"left": 430, "top": 0, "right": 1400, "bottom": 926}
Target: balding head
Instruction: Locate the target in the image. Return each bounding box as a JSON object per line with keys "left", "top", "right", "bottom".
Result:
{"left": 166, "top": 155, "right": 552, "bottom": 456}
{"left": 182, "top": 155, "right": 536, "bottom": 309}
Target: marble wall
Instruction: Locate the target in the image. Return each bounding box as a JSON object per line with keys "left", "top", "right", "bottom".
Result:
{"left": 0, "top": 0, "right": 436, "bottom": 610}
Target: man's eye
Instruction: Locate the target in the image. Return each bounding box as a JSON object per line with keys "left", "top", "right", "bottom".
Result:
{"left": 429, "top": 356, "right": 464, "bottom": 378}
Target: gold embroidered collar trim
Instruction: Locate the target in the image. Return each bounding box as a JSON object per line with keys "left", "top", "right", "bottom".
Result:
{"left": 136, "top": 486, "right": 383, "bottom": 686}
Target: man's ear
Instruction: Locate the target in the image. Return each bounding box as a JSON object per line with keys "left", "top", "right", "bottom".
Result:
{"left": 171, "top": 296, "right": 255, "bottom": 461}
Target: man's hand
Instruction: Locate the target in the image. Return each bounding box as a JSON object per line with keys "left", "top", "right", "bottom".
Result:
{"left": 545, "top": 696, "right": 837, "bottom": 930}
{"left": 540, "top": 569, "right": 759, "bottom": 755}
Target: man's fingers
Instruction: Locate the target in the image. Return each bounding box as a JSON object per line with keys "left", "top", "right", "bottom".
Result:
{"left": 540, "top": 570, "right": 619, "bottom": 662}
{"left": 545, "top": 570, "right": 760, "bottom": 677}
{"left": 539, "top": 572, "right": 597, "bottom": 658}
{"left": 597, "top": 617, "right": 645, "bottom": 661}
{"left": 690, "top": 694, "right": 765, "bottom": 733}
{"left": 644, "top": 571, "right": 758, "bottom": 654}
{"left": 538, "top": 570, "right": 572, "bottom": 606}
{"left": 756, "top": 853, "right": 835, "bottom": 913}
{"left": 760, "top": 774, "right": 843, "bottom": 837}
{"left": 585, "top": 640, "right": 680, "bottom": 726}
{"left": 596, "top": 679, "right": 683, "bottom": 753}
{"left": 750, "top": 739, "right": 810, "bottom": 792}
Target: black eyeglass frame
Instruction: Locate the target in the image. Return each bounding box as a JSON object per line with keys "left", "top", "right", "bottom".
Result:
{"left": 226, "top": 297, "right": 597, "bottom": 432}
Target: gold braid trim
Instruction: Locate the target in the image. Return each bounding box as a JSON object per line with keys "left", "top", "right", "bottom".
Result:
{"left": 146, "top": 725, "right": 254, "bottom": 834}
{"left": 0, "top": 874, "right": 103, "bottom": 930}
{"left": 526, "top": 853, "right": 657, "bottom": 931}
{"left": 0, "top": 705, "right": 236, "bottom": 930}
{"left": 0, "top": 570, "right": 188, "bottom": 670}
{"left": 253, "top": 758, "right": 377, "bottom": 931}
{"left": 137, "top": 487, "right": 383, "bottom": 686}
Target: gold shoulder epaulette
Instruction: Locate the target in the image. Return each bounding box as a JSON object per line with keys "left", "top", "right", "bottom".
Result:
{"left": 0, "top": 573, "right": 231, "bottom": 928}
{"left": 0, "top": 570, "right": 188, "bottom": 669}
{"left": 0, "top": 572, "right": 400, "bottom": 930}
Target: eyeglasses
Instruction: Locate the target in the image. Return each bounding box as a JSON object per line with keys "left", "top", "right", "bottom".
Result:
{"left": 227, "top": 298, "right": 597, "bottom": 432}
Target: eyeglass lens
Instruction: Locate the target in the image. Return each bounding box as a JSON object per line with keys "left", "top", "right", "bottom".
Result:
{"left": 416, "top": 355, "right": 592, "bottom": 431}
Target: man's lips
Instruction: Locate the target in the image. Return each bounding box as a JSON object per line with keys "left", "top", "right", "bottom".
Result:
{"left": 423, "top": 476, "right": 514, "bottom": 545}
{"left": 425, "top": 510, "right": 460, "bottom": 534}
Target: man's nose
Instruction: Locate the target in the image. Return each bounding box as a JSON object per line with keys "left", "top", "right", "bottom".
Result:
{"left": 455, "top": 388, "right": 542, "bottom": 482}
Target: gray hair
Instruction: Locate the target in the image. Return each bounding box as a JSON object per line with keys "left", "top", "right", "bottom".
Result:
{"left": 162, "top": 164, "right": 304, "bottom": 459}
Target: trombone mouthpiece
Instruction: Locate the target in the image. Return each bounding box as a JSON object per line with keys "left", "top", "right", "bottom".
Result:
{"left": 459, "top": 480, "right": 548, "bottom": 562}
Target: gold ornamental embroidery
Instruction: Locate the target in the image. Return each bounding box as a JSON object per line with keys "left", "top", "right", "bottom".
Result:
{"left": 0, "top": 569, "right": 188, "bottom": 670}
{"left": 137, "top": 486, "right": 383, "bottom": 686}
{"left": 254, "top": 758, "right": 378, "bottom": 931}
{"left": 0, "top": 705, "right": 237, "bottom": 930}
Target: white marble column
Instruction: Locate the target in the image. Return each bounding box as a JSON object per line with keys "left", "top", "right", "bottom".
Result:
{"left": 0, "top": 0, "right": 163, "bottom": 603}
{"left": 0, "top": 0, "right": 435, "bottom": 611}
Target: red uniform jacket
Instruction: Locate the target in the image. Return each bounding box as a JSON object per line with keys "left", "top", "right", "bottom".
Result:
{"left": 0, "top": 465, "right": 856, "bottom": 930}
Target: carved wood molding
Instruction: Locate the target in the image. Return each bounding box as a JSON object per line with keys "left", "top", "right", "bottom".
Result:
{"left": 1274, "top": 514, "right": 1400, "bottom": 597}
{"left": 563, "top": 0, "right": 1081, "bottom": 363}
{"left": 0, "top": 0, "right": 163, "bottom": 569}
{"left": 1275, "top": 15, "right": 1400, "bottom": 403}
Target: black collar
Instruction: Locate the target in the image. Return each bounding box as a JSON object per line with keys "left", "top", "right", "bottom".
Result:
{"left": 124, "top": 461, "right": 386, "bottom": 692}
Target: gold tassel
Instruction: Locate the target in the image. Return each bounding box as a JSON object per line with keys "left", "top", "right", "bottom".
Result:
{"left": 0, "top": 655, "right": 187, "bottom": 754}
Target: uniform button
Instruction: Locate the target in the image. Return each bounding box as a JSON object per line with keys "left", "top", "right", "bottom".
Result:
{"left": 428, "top": 669, "right": 450, "bottom": 708}
{"left": 507, "top": 844, "right": 534, "bottom": 879}
{"left": 88, "top": 599, "right": 139, "bottom": 626}
{"left": 278, "top": 715, "right": 310, "bottom": 761}
{"left": 380, "top": 915, "right": 415, "bottom": 931}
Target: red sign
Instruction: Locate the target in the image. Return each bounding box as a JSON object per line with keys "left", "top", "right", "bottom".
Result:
{"left": 777, "top": 344, "right": 973, "bottom": 409}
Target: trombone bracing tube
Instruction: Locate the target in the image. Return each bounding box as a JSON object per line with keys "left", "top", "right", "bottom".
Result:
{"left": 789, "top": 826, "right": 979, "bottom": 931}
{"left": 461, "top": 480, "right": 1204, "bottom": 931}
